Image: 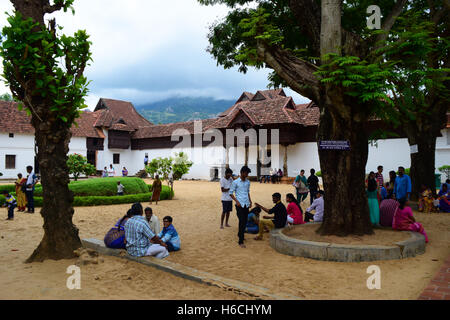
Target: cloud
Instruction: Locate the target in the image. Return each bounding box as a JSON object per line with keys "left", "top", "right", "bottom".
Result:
{"left": 0, "top": 0, "right": 311, "bottom": 109}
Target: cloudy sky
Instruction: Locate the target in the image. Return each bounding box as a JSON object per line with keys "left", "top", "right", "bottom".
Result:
{"left": 0, "top": 0, "right": 309, "bottom": 109}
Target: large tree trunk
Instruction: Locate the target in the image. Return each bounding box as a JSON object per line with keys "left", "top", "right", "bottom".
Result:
{"left": 316, "top": 100, "right": 373, "bottom": 236}
{"left": 26, "top": 117, "right": 81, "bottom": 263}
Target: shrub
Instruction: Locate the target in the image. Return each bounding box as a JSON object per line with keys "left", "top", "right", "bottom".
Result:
{"left": 438, "top": 165, "right": 450, "bottom": 180}
{"left": 67, "top": 154, "right": 97, "bottom": 181}
{"left": 0, "top": 186, "right": 174, "bottom": 207}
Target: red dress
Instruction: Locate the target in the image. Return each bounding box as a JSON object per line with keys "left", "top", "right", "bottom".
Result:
{"left": 287, "top": 202, "right": 305, "bottom": 225}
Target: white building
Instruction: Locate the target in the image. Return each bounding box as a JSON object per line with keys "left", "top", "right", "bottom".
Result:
{"left": 0, "top": 90, "right": 449, "bottom": 184}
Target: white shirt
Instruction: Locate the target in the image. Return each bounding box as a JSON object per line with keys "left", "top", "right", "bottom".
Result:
{"left": 220, "top": 177, "right": 233, "bottom": 201}
{"left": 108, "top": 167, "right": 115, "bottom": 176}
{"left": 117, "top": 184, "right": 124, "bottom": 193}
{"left": 148, "top": 215, "right": 160, "bottom": 235}
{"left": 26, "top": 171, "right": 36, "bottom": 186}
{"left": 307, "top": 196, "right": 324, "bottom": 222}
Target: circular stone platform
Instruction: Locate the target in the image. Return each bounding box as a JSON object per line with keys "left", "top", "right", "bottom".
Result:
{"left": 269, "top": 223, "right": 426, "bottom": 262}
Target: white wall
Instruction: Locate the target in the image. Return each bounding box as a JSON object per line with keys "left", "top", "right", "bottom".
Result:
{"left": 0, "top": 133, "right": 36, "bottom": 179}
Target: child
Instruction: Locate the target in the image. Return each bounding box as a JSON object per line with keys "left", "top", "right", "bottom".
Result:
{"left": 2, "top": 190, "right": 17, "bottom": 221}
{"left": 158, "top": 216, "right": 180, "bottom": 252}
{"left": 117, "top": 181, "right": 125, "bottom": 196}
{"left": 245, "top": 207, "right": 261, "bottom": 234}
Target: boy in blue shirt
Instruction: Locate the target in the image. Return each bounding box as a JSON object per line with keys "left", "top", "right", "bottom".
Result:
{"left": 2, "top": 190, "right": 17, "bottom": 221}
{"left": 158, "top": 216, "right": 180, "bottom": 252}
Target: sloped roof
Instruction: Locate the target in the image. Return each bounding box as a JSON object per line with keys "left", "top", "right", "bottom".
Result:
{"left": 0, "top": 101, "right": 103, "bottom": 138}
{"left": 133, "top": 118, "right": 218, "bottom": 139}
{"left": 94, "top": 98, "right": 153, "bottom": 130}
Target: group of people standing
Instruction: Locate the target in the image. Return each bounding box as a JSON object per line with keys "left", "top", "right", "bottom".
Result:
{"left": 2, "top": 166, "right": 38, "bottom": 221}
{"left": 104, "top": 203, "right": 180, "bottom": 259}
{"left": 221, "top": 166, "right": 324, "bottom": 248}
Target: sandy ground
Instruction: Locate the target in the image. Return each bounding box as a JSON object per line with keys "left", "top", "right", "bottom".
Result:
{"left": 0, "top": 179, "right": 449, "bottom": 300}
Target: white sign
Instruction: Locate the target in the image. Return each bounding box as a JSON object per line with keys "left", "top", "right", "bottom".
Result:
{"left": 410, "top": 144, "right": 418, "bottom": 154}
{"left": 366, "top": 265, "right": 381, "bottom": 290}
{"left": 66, "top": 265, "right": 81, "bottom": 290}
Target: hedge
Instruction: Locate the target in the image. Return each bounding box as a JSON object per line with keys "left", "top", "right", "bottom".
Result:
{"left": 0, "top": 187, "right": 173, "bottom": 208}
{"left": 1, "top": 177, "right": 150, "bottom": 197}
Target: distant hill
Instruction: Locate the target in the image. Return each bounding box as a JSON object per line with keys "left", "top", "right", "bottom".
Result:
{"left": 135, "top": 97, "right": 236, "bottom": 124}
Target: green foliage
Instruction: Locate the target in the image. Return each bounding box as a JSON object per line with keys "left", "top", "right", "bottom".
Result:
{"left": 67, "top": 153, "right": 96, "bottom": 181}
{"left": 438, "top": 165, "right": 450, "bottom": 180}
{"left": 172, "top": 152, "right": 193, "bottom": 180}
{"left": 0, "top": 10, "right": 92, "bottom": 125}
{"left": 146, "top": 157, "right": 173, "bottom": 182}
{"left": 316, "top": 171, "right": 322, "bottom": 177}
{"left": 0, "top": 93, "right": 15, "bottom": 102}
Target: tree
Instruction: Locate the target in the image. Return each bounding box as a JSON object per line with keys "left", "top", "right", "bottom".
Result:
{"left": 146, "top": 157, "right": 173, "bottom": 183}
{"left": 199, "top": 0, "right": 412, "bottom": 236}
{"left": 0, "top": 0, "right": 92, "bottom": 262}
{"left": 67, "top": 154, "right": 96, "bottom": 181}
{"left": 379, "top": 1, "right": 449, "bottom": 199}
{"left": 172, "top": 152, "right": 193, "bottom": 180}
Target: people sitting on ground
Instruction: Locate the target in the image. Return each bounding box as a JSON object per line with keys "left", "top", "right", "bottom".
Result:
{"left": 294, "top": 170, "right": 309, "bottom": 204}
{"left": 305, "top": 190, "right": 324, "bottom": 223}
{"left": 418, "top": 185, "right": 433, "bottom": 213}
{"left": 254, "top": 193, "right": 287, "bottom": 240}
{"left": 394, "top": 166, "right": 411, "bottom": 200}
{"left": 104, "top": 209, "right": 132, "bottom": 249}
{"left": 158, "top": 216, "right": 180, "bottom": 252}
{"left": 366, "top": 171, "right": 380, "bottom": 226}
{"left": 286, "top": 193, "right": 305, "bottom": 226}
{"left": 379, "top": 198, "right": 399, "bottom": 227}
{"left": 124, "top": 202, "right": 169, "bottom": 259}
{"left": 150, "top": 175, "right": 162, "bottom": 205}
{"left": 2, "top": 190, "right": 16, "bottom": 221}
{"left": 144, "top": 207, "right": 160, "bottom": 235}
{"left": 380, "top": 182, "right": 389, "bottom": 201}
{"left": 117, "top": 181, "right": 125, "bottom": 196}
{"left": 392, "top": 198, "right": 428, "bottom": 243}
{"left": 438, "top": 184, "right": 450, "bottom": 213}
{"left": 440, "top": 179, "right": 450, "bottom": 193}
{"left": 122, "top": 167, "right": 128, "bottom": 177}
{"left": 245, "top": 207, "right": 261, "bottom": 234}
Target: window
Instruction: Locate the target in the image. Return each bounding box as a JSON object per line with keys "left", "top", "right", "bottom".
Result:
{"left": 5, "top": 155, "right": 16, "bottom": 169}
{"left": 9, "top": 133, "right": 14, "bottom": 138}
{"left": 113, "top": 153, "right": 120, "bottom": 164}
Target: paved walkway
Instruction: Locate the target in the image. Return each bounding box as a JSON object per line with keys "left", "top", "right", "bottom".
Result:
{"left": 418, "top": 254, "right": 450, "bottom": 300}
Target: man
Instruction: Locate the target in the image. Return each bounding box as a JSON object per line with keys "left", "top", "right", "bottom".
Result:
{"left": 220, "top": 168, "right": 233, "bottom": 229}
{"left": 117, "top": 181, "right": 125, "bottom": 196}
{"left": 25, "top": 166, "right": 38, "bottom": 214}
{"left": 158, "top": 216, "right": 181, "bottom": 252}
{"left": 229, "top": 166, "right": 252, "bottom": 248}
{"left": 144, "top": 207, "right": 160, "bottom": 235}
{"left": 124, "top": 203, "right": 168, "bottom": 259}
{"left": 375, "top": 166, "right": 384, "bottom": 189}
{"left": 254, "top": 193, "right": 287, "bottom": 240}
{"left": 144, "top": 153, "right": 149, "bottom": 167}
{"left": 305, "top": 190, "right": 324, "bottom": 223}
{"left": 394, "top": 167, "right": 412, "bottom": 200}
{"left": 307, "top": 169, "right": 319, "bottom": 205}
{"left": 108, "top": 164, "right": 116, "bottom": 177}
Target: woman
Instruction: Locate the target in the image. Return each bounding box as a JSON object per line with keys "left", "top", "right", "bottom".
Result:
{"left": 294, "top": 170, "right": 309, "bottom": 204}
{"left": 150, "top": 175, "right": 162, "bottom": 205}
{"left": 158, "top": 216, "right": 180, "bottom": 252}
{"left": 366, "top": 172, "right": 380, "bottom": 226}
{"left": 15, "top": 173, "right": 27, "bottom": 212}
{"left": 388, "top": 171, "right": 396, "bottom": 199}
{"left": 122, "top": 167, "right": 128, "bottom": 177}
{"left": 104, "top": 210, "right": 132, "bottom": 249}
{"left": 438, "top": 184, "right": 450, "bottom": 213}
{"left": 393, "top": 198, "right": 429, "bottom": 243}
{"left": 286, "top": 193, "right": 305, "bottom": 225}
{"left": 245, "top": 207, "right": 261, "bottom": 234}
{"left": 418, "top": 185, "right": 432, "bottom": 212}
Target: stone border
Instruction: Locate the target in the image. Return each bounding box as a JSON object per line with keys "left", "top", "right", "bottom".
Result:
{"left": 82, "top": 239, "right": 302, "bottom": 300}
{"left": 269, "top": 224, "right": 426, "bottom": 262}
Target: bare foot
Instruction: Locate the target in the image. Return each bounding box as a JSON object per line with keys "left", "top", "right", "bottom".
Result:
{"left": 239, "top": 244, "right": 246, "bottom": 248}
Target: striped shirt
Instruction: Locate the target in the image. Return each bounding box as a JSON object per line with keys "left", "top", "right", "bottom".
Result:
{"left": 124, "top": 216, "right": 155, "bottom": 257}
{"left": 4, "top": 194, "right": 17, "bottom": 207}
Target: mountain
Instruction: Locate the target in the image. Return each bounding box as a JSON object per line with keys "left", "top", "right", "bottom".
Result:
{"left": 135, "top": 97, "right": 236, "bottom": 124}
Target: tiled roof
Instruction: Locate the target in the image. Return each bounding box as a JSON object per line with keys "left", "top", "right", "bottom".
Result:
{"left": 94, "top": 98, "right": 153, "bottom": 130}
{"left": 0, "top": 101, "right": 103, "bottom": 138}
{"left": 133, "top": 118, "right": 218, "bottom": 139}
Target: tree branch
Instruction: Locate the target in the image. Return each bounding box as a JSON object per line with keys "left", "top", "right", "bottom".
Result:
{"left": 256, "top": 41, "right": 320, "bottom": 102}
{"left": 375, "top": 0, "right": 408, "bottom": 45}
{"left": 43, "top": 1, "right": 65, "bottom": 14}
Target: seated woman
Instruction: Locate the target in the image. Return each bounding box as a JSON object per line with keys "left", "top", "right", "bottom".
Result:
{"left": 379, "top": 198, "right": 399, "bottom": 227}
{"left": 286, "top": 193, "right": 305, "bottom": 225}
{"left": 418, "top": 185, "right": 432, "bottom": 212}
{"left": 393, "top": 198, "right": 428, "bottom": 243}
{"left": 246, "top": 207, "right": 261, "bottom": 234}
{"left": 158, "top": 216, "right": 180, "bottom": 252}
{"left": 438, "top": 184, "right": 450, "bottom": 213}
{"left": 104, "top": 210, "right": 132, "bottom": 249}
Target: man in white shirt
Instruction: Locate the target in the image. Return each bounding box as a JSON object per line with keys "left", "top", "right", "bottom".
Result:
{"left": 305, "top": 190, "right": 324, "bottom": 223}
{"left": 220, "top": 168, "right": 234, "bottom": 229}
{"left": 108, "top": 164, "right": 115, "bottom": 177}
{"left": 25, "top": 165, "right": 38, "bottom": 214}
{"left": 145, "top": 207, "right": 160, "bottom": 235}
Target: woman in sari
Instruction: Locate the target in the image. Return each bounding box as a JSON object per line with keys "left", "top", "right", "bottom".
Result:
{"left": 104, "top": 210, "right": 132, "bottom": 249}
{"left": 366, "top": 172, "right": 380, "bottom": 226}
{"left": 15, "top": 173, "right": 27, "bottom": 212}
{"left": 438, "top": 184, "right": 450, "bottom": 213}
{"left": 393, "top": 198, "right": 428, "bottom": 243}
{"left": 150, "top": 175, "right": 162, "bottom": 205}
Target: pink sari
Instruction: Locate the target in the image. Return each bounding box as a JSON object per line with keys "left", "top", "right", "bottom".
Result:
{"left": 393, "top": 206, "right": 428, "bottom": 243}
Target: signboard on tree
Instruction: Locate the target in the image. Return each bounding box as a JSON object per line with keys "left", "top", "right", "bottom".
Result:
{"left": 319, "top": 141, "right": 351, "bottom": 151}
